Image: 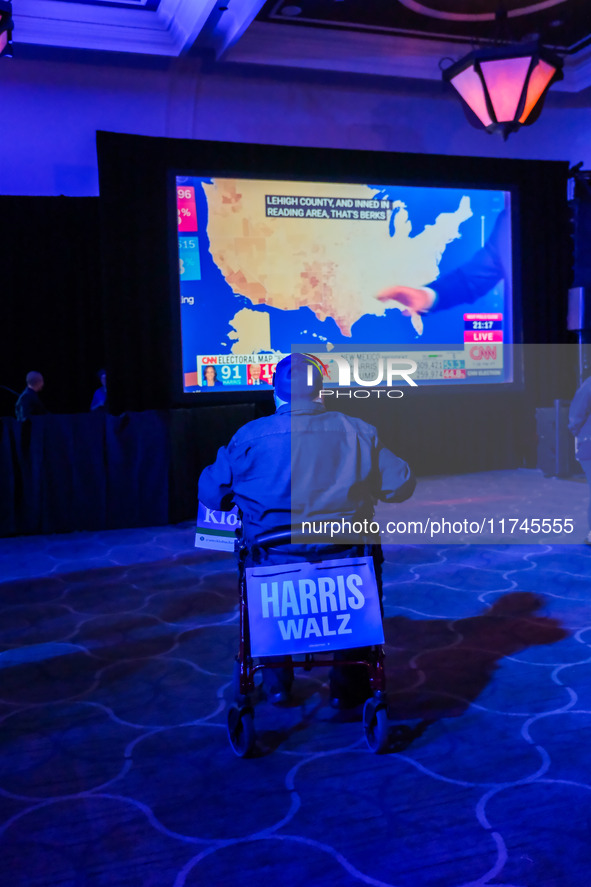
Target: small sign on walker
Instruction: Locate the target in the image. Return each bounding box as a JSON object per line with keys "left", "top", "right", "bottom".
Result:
{"left": 246, "top": 556, "right": 384, "bottom": 657}
{"left": 194, "top": 501, "right": 241, "bottom": 552}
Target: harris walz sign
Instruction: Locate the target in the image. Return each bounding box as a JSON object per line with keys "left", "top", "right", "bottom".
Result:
{"left": 246, "top": 556, "right": 383, "bottom": 657}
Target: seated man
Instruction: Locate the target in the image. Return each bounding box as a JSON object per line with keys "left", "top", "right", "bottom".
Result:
{"left": 198, "top": 353, "right": 415, "bottom": 706}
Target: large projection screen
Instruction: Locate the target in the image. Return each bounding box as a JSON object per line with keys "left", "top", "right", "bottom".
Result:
{"left": 174, "top": 174, "right": 513, "bottom": 394}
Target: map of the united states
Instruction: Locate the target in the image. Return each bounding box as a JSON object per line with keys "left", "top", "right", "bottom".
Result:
{"left": 202, "top": 179, "right": 473, "bottom": 350}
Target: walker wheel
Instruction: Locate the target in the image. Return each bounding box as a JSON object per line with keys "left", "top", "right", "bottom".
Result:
{"left": 363, "top": 699, "right": 389, "bottom": 754}
{"left": 227, "top": 704, "right": 256, "bottom": 758}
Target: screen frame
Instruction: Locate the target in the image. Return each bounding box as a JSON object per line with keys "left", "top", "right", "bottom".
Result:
{"left": 96, "top": 131, "right": 571, "bottom": 416}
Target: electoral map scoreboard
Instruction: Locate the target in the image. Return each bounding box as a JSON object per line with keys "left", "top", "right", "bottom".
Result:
{"left": 186, "top": 320, "right": 507, "bottom": 390}
{"left": 189, "top": 356, "right": 276, "bottom": 389}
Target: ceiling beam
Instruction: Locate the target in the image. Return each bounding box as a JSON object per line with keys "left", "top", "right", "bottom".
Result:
{"left": 14, "top": 0, "right": 220, "bottom": 55}
{"left": 158, "top": 0, "right": 219, "bottom": 54}
{"left": 225, "top": 21, "right": 591, "bottom": 93}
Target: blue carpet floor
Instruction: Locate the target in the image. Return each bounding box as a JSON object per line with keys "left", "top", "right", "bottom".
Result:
{"left": 1, "top": 478, "right": 591, "bottom": 886}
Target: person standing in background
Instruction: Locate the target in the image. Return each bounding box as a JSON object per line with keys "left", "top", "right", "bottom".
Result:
{"left": 15, "top": 371, "right": 49, "bottom": 421}
{"left": 569, "top": 373, "right": 591, "bottom": 545}
{"left": 91, "top": 369, "right": 108, "bottom": 411}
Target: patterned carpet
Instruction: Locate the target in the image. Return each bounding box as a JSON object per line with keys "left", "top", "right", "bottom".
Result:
{"left": 1, "top": 492, "right": 591, "bottom": 886}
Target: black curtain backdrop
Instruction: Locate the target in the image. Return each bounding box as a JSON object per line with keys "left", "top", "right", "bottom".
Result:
{"left": 0, "top": 405, "right": 255, "bottom": 536}
{"left": 0, "top": 196, "right": 106, "bottom": 417}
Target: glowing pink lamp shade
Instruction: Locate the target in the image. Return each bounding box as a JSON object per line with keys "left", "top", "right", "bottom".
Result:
{"left": 443, "top": 44, "right": 563, "bottom": 140}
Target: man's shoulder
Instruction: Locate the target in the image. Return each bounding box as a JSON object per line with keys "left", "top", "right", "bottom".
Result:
{"left": 294, "top": 408, "right": 380, "bottom": 445}
{"left": 16, "top": 388, "right": 35, "bottom": 407}
{"left": 15, "top": 389, "right": 35, "bottom": 419}
{"left": 227, "top": 407, "right": 379, "bottom": 446}
{"left": 227, "top": 413, "right": 286, "bottom": 449}
{"left": 324, "top": 409, "right": 379, "bottom": 437}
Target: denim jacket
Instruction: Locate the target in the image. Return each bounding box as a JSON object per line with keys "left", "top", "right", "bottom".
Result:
{"left": 198, "top": 401, "right": 415, "bottom": 543}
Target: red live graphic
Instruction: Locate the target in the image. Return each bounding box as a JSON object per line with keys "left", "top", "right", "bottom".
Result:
{"left": 464, "top": 330, "right": 503, "bottom": 343}
{"left": 177, "top": 187, "right": 197, "bottom": 233}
